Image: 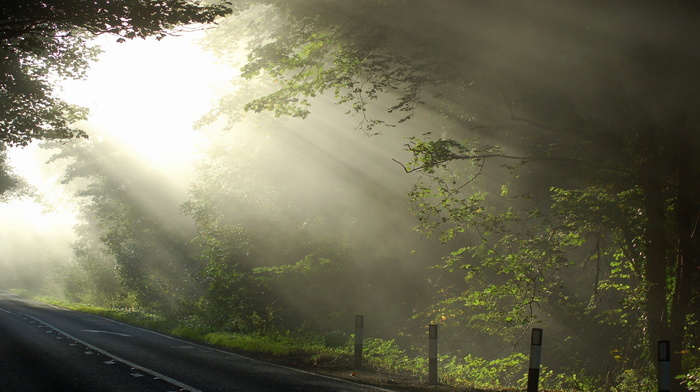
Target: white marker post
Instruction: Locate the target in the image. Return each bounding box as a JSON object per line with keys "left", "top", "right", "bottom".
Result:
{"left": 658, "top": 340, "right": 671, "bottom": 392}
{"left": 527, "top": 328, "right": 543, "bottom": 392}
{"left": 354, "top": 315, "right": 364, "bottom": 370}
{"left": 428, "top": 324, "right": 438, "bottom": 385}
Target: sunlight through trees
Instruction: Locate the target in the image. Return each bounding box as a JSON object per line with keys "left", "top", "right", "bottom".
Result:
{"left": 1, "top": 1, "right": 698, "bottom": 391}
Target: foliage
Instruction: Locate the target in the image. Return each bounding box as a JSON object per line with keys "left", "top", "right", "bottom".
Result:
{"left": 47, "top": 138, "right": 201, "bottom": 316}
{"left": 11, "top": 291, "right": 672, "bottom": 391}
{"left": 359, "top": 338, "right": 423, "bottom": 374}
{"left": 685, "top": 366, "right": 700, "bottom": 391}
{"left": 607, "top": 368, "right": 656, "bottom": 392}
{"left": 181, "top": 140, "right": 286, "bottom": 330}
{"left": 202, "top": 1, "right": 700, "bottom": 390}
{"left": 182, "top": 123, "right": 391, "bottom": 334}
{"left": 0, "top": 145, "right": 29, "bottom": 198}
{"left": 16, "top": 2, "right": 699, "bottom": 391}
{"left": 0, "top": 29, "right": 94, "bottom": 147}
{"left": 440, "top": 353, "right": 527, "bottom": 388}
{"left": 0, "top": 0, "right": 231, "bottom": 148}
{"left": 200, "top": 0, "right": 444, "bottom": 133}
{"left": 57, "top": 225, "right": 122, "bottom": 306}
{"left": 22, "top": 293, "right": 175, "bottom": 331}
{"left": 199, "top": 332, "right": 302, "bottom": 356}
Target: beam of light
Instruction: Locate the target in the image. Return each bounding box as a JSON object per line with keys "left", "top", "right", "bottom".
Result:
{"left": 58, "top": 31, "right": 236, "bottom": 174}
{"left": 2, "top": 31, "right": 236, "bottom": 290}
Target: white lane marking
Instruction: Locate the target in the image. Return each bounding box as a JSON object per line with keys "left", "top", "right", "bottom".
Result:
{"left": 86, "top": 318, "right": 396, "bottom": 392}
{"left": 85, "top": 314, "right": 397, "bottom": 392}
{"left": 82, "top": 329, "right": 132, "bottom": 337}
{"left": 1, "top": 291, "right": 393, "bottom": 392}
{"left": 13, "top": 311, "right": 202, "bottom": 392}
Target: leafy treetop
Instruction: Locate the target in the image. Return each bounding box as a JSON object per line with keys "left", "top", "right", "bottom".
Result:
{"left": 0, "top": 0, "right": 233, "bottom": 147}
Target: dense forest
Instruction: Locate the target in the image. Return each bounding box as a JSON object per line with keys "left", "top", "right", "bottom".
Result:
{"left": 2, "top": 1, "right": 699, "bottom": 391}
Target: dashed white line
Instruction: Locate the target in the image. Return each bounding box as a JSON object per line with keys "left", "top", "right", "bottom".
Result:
{"left": 82, "top": 329, "right": 132, "bottom": 337}
{"left": 12, "top": 310, "right": 202, "bottom": 392}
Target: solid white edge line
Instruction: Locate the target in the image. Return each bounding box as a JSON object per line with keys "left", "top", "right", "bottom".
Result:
{"left": 86, "top": 313, "right": 397, "bottom": 392}
{"left": 13, "top": 310, "right": 203, "bottom": 392}
{"left": 3, "top": 291, "right": 395, "bottom": 392}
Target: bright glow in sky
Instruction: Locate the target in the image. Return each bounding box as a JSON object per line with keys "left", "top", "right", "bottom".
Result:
{"left": 59, "top": 31, "right": 234, "bottom": 171}
{"left": 2, "top": 30, "right": 235, "bottom": 262}
{"left": 11, "top": 31, "right": 234, "bottom": 182}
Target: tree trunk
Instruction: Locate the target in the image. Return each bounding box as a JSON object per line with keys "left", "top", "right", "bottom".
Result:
{"left": 639, "top": 144, "right": 673, "bottom": 381}
{"left": 671, "top": 131, "right": 697, "bottom": 392}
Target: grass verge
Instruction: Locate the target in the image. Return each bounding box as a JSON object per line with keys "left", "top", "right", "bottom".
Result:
{"left": 12, "top": 290, "right": 586, "bottom": 392}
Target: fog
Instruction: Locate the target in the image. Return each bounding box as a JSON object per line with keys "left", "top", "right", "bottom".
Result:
{"left": 0, "top": 200, "right": 74, "bottom": 291}
{"left": 2, "top": 33, "right": 223, "bottom": 288}
{"left": 2, "top": 1, "right": 697, "bottom": 387}
{"left": 2, "top": 28, "right": 446, "bottom": 330}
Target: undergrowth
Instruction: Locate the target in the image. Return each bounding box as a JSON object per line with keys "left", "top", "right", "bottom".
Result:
{"left": 14, "top": 291, "right": 699, "bottom": 392}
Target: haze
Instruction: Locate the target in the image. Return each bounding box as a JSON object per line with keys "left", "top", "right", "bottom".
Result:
{"left": 2, "top": 2, "right": 698, "bottom": 390}
{"left": 4, "top": 32, "right": 225, "bottom": 270}
{"left": 2, "top": 23, "right": 436, "bottom": 333}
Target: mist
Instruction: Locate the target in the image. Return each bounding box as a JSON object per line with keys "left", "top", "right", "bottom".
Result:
{"left": 1, "top": 1, "right": 698, "bottom": 389}
{"left": 2, "top": 26, "right": 445, "bottom": 327}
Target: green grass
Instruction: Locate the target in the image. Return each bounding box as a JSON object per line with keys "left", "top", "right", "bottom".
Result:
{"left": 27, "top": 294, "right": 175, "bottom": 331}
{"left": 16, "top": 290, "right": 666, "bottom": 392}
{"left": 14, "top": 291, "right": 348, "bottom": 365}
{"left": 6, "top": 291, "right": 522, "bottom": 388}
{"left": 201, "top": 332, "right": 297, "bottom": 355}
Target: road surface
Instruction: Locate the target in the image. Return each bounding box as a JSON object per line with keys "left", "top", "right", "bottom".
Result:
{"left": 0, "top": 291, "right": 393, "bottom": 392}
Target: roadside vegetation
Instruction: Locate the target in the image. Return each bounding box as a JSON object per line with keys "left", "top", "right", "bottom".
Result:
{"left": 12, "top": 290, "right": 700, "bottom": 392}
{"left": 2, "top": 1, "right": 699, "bottom": 392}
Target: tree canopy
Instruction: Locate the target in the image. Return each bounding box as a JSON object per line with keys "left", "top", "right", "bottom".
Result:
{"left": 10, "top": 1, "right": 699, "bottom": 390}
{"left": 0, "top": 0, "right": 232, "bottom": 148}
{"left": 201, "top": 1, "right": 700, "bottom": 389}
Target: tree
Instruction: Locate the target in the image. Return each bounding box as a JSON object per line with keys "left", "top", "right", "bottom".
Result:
{"left": 59, "top": 217, "right": 122, "bottom": 306}
{"left": 203, "top": 1, "right": 700, "bottom": 389}
{"left": 198, "top": 0, "right": 439, "bottom": 133}
{"left": 0, "top": 145, "right": 26, "bottom": 196}
{"left": 182, "top": 121, "right": 369, "bottom": 332}
{"left": 0, "top": 0, "right": 232, "bottom": 148}
{"left": 47, "top": 138, "right": 201, "bottom": 315}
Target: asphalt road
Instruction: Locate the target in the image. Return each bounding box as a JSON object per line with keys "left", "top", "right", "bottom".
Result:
{"left": 0, "top": 291, "right": 393, "bottom": 392}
